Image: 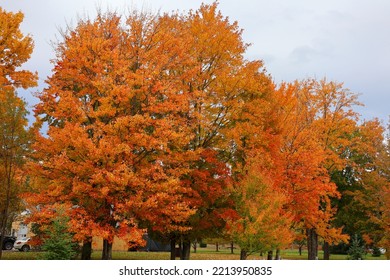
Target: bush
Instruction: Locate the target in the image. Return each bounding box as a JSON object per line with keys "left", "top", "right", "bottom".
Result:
{"left": 372, "top": 247, "right": 381, "bottom": 257}
{"left": 330, "top": 242, "right": 349, "bottom": 255}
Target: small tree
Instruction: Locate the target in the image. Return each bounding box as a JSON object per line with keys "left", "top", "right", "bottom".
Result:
{"left": 41, "top": 214, "right": 78, "bottom": 260}
{"left": 227, "top": 163, "right": 293, "bottom": 260}
{"left": 347, "top": 234, "right": 366, "bottom": 260}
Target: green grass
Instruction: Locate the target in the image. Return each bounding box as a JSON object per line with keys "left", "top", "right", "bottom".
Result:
{"left": 1, "top": 248, "right": 386, "bottom": 260}
{"left": 1, "top": 251, "right": 43, "bottom": 260}
{"left": 278, "top": 249, "right": 386, "bottom": 260}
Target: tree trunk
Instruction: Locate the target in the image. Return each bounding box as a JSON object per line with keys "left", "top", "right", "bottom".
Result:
{"left": 102, "top": 239, "right": 113, "bottom": 260}
{"left": 323, "top": 241, "right": 330, "bottom": 260}
{"left": 178, "top": 239, "right": 182, "bottom": 259}
{"left": 170, "top": 237, "right": 176, "bottom": 260}
{"left": 180, "top": 239, "right": 191, "bottom": 260}
{"left": 240, "top": 249, "right": 248, "bottom": 260}
{"left": 267, "top": 250, "right": 273, "bottom": 260}
{"left": 275, "top": 248, "right": 281, "bottom": 260}
{"left": 81, "top": 238, "right": 92, "bottom": 260}
{"left": 216, "top": 242, "right": 219, "bottom": 252}
{"left": 0, "top": 221, "right": 5, "bottom": 259}
{"left": 193, "top": 240, "right": 197, "bottom": 253}
{"left": 299, "top": 244, "right": 303, "bottom": 256}
{"left": 0, "top": 209, "right": 7, "bottom": 259}
{"left": 230, "top": 241, "right": 234, "bottom": 254}
{"left": 307, "top": 228, "right": 318, "bottom": 260}
{"left": 0, "top": 156, "right": 13, "bottom": 260}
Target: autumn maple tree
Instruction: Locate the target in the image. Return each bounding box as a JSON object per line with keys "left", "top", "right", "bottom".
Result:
{"left": 27, "top": 11, "right": 195, "bottom": 259}
{"left": 153, "top": 3, "right": 277, "bottom": 260}
{"left": 275, "top": 80, "right": 352, "bottom": 259}
{"left": 0, "top": 7, "right": 37, "bottom": 259}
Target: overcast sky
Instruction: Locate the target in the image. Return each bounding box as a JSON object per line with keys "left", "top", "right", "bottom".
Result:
{"left": 1, "top": 0, "right": 389, "bottom": 125}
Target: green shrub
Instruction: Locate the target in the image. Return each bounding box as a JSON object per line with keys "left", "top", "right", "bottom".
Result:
{"left": 330, "top": 242, "right": 349, "bottom": 255}
{"left": 372, "top": 247, "right": 381, "bottom": 257}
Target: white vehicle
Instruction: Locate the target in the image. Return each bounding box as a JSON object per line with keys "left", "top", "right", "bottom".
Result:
{"left": 13, "top": 238, "right": 31, "bottom": 252}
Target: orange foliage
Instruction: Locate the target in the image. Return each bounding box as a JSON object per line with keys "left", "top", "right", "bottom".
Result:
{"left": 0, "top": 8, "right": 37, "bottom": 259}
{"left": 275, "top": 80, "right": 350, "bottom": 245}
{"left": 0, "top": 7, "right": 38, "bottom": 90}
{"left": 27, "top": 11, "right": 196, "bottom": 247}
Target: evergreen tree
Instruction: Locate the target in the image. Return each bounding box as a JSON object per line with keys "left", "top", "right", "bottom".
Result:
{"left": 41, "top": 214, "right": 78, "bottom": 260}
{"left": 347, "top": 234, "right": 366, "bottom": 260}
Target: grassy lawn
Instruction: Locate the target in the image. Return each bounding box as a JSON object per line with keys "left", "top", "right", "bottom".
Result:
{"left": 1, "top": 247, "right": 386, "bottom": 260}
{"left": 279, "top": 249, "right": 386, "bottom": 260}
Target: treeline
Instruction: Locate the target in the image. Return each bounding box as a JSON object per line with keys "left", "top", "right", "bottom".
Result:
{"left": 0, "top": 3, "right": 389, "bottom": 260}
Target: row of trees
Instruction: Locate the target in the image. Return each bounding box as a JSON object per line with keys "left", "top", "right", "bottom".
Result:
{"left": 1, "top": 3, "right": 389, "bottom": 260}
